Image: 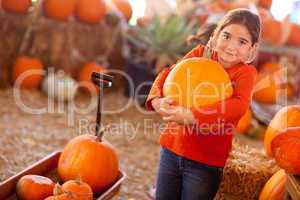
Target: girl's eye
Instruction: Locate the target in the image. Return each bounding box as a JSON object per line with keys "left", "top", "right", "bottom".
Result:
{"left": 222, "top": 34, "right": 230, "bottom": 40}
{"left": 239, "top": 40, "right": 247, "bottom": 45}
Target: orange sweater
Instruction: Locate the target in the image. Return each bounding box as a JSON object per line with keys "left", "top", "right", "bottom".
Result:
{"left": 145, "top": 44, "right": 257, "bottom": 167}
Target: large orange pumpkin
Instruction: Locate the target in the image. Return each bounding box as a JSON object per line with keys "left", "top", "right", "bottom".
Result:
{"left": 1, "top": 0, "right": 31, "bottom": 14}
{"left": 16, "top": 175, "right": 55, "bottom": 200}
{"left": 163, "top": 58, "right": 233, "bottom": 109}
{"left": 259, "top": 169, "right": 286, "bottom": 200}
{"left": 78, "top": 62, "right": 106, "bottom": 93}
{"left": 12, "top": 56, "right": 44, "bottom": 89}
{"left": 43, "top": 0, "right": 76, "bottom": 21}
{"left": 287, "top": 23, "right": 300, "bottom": 47}
{"left": 271, "top": 127, "right": 300, "bottom": 174}
{"left": 76, "top": 0, "right": 106, "bottom": 23}
{"left": 57, "top": 134, "right": 119, "bottom": 193}
{"left": 61, "top": 180, "right": 93, "bottom": 200}
{"left": 261, "top": 19, "right": 282, "bottom": 46}
{"left": 110, "top": 0, "right": 132, "bottom": 21}
{"left": 264, "top": 105, "right": 300, "bottom": 156}
{"left": 236, "top": 108, "right": 252, "bottom": 134}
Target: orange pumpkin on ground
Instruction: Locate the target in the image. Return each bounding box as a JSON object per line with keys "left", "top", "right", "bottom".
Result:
{"left": 264, "top": 105, "right": 300, "bottom": 156}
{"left": 12, "top": 56, "right": 44, "bottom": 89}
{"left": 76, "top": 0, "right": 106, "bottom": 23}
{"left": 110, "top": 0, "right": 132, "bottom": 21}
{"left": 78, "top": 62, "right": 106, "bottom": 93}
{"left": 1, "top": 0, "right": 31, "bottom": 14}
{"left": 259, "top": 169, "right": 286, "bottom": 200}
{"left": 236, "top": 108, "right": 252, "bottom": 134}
{"left": 163, "top": 58, "right": 233, "bottom": 109}
{"left": 43, "top": 0, "right": 76, "bottom": 21}
{"left": 271, "top": 127, "right": 300, "bottom": 174}
{"left": 58, "top": 134, "right": 119, "bottom": 193}
{"left": 61, "top": 179, "right": 93, "bottom": 200}
{"left": 16, "top": 175, "right": 55, "bottom": 200}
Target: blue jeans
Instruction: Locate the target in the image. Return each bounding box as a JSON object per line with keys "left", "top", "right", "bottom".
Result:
{"left": 155, "top": 148, "right": 223, "bottom": 200}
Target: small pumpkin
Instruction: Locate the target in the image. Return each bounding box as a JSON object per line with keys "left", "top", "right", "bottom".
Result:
{"left": 271, "top": 127, "right": 300, "bottom": 175}
{"left": 1, "top": 0, "right": 31, "bottom": 14}
{"left": 58, "top": 134, "right": 119, "bottom": 193}
{"left": 264, "top": 105, "right": 300, "bottom": 156}
{"left": 110, "top": 0, "right": 132, "bottom": 21}
{"left": 76, "top": 0, "right": 106, "bottom": 23}
{"left": 43, "top": 0, "right": 76, "bottom": 21}
{"left": 163, "top": 58, "right": 233, "bottom": 109}
{"left": 12, "top": 56, "right": 44, "bottom": 89}
{"left": 16, "top": 175, "right": 55, "bottom": 200}
{"left": 236, "top": 108, "right": 252, "bottom": 134}
{"left": 259, "top": 169, "right": 286, "bottom": 200}
{"left": 78, "top": 62, "right": 106, "bottom": 93}
{"left": 61, "top": 179, "right": 93, "bottom": 200}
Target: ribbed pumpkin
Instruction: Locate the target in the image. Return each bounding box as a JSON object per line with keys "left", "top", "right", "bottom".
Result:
{"left": 236, "top": 108, "right": 252, "bottom": 134}
{"left": 264, "top": 105, "right": 300, "bottom": 156}
{"left": 76, "top": 0, "right": 106, "bottom": 23}
{"left": 163, "top": 58, "right": 233, "bottom": 109}
{"left": 61, "top": 180, "right": 93, "bottom": 200}
{"left": 259, "top": 169, "right": 286, "bottom": 200}
{"left": 261, "top": 19, "right": 282, "bottom": 45}
{"left": 78, "top": 62, "right": 106, "bottom": 93}
{"left": 1, "top": 0, "right": 31, "bottom": 14}
{"left": 257, "top": 0, "right": 272, "bottom": 10}
{"left": 110, "top": 0, "right": 132, "bottom": 21}
{"left": 58, "top": 134, "right": 119, "bottom": 193}
{"left": 271, "top": 127, "right": 300, "bottom": 174}
{"left": 12, "top": 56, "right": 44, "bottom": 89}
{"left": 16, "top": 175, "right": 55, "bottom": 200}
{"left": 287, "top": 23, "right": 300, "bottom": 47}
{"left": 43, "top": 0, "right": 76, "bottom": 21}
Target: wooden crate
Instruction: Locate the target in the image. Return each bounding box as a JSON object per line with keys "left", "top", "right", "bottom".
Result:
{"left": 0, "top": 151, "right": 126, "bottom": 200}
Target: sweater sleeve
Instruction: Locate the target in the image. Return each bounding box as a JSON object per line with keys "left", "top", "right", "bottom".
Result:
{"left": 191, "top": 66, "right": 257, "bottom": 125}
{"left": 145, "top": 45, "right": 204, "bottom": 110}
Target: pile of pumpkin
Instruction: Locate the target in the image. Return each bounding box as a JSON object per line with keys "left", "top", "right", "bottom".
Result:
{"left": 1, "top": 0, "right": 132, "bottom": 24}
{"left": 259, "top": 105, "right": 300, "bottom": 199}
{"left": 12, "top": 56, "right": 108, "bottom": 101}
{"left": 15, "top": 132, "right": 119, "bottom": 200}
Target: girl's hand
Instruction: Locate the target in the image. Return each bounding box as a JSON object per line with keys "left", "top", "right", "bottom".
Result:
{"left": 151, "top": 97, "right": 175, "bottom": 116}
{"left": 162, "top": 106, "right": 197, "bottom": 125}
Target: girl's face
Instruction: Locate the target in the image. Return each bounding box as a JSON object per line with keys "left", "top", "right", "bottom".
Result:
{"left": 214, "top": 24, "right": 256, "bottom": 67}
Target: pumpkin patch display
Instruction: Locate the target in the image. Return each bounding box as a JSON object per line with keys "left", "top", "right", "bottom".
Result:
{"left": 43, "top": 0, "right": 77, "bottom": 21}
{"left": 16, "top": 175, "right": 55, "bottom": 200}
{"left": 163, "top": 57, "right": 233, "bottom": 109}
{"left": 1, "top": 0, "right": 32, "bottom": 14}
{"left": 57, "top": 134, "right": 119, "bottom": 193}
{"left": 271, "top": 127, "right": 300, "bottom": 175}
{"left": 12, "top": 56, "right": 44, "bottom": 89}
{"left": 259, "top": 169, "right": 286, "bottom": 200}
{"left": 76, "top": 0, "right": 106, "bottom": 24}
{"left": 264, "top": 105, "right": 300, "bottom": 156}
{"left": 78, "top": 62, "right": 106, "bottom": 93}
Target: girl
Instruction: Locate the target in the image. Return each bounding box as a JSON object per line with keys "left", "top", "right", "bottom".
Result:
{"left": 145, "top": 8, "right": 261, "bottom": 200}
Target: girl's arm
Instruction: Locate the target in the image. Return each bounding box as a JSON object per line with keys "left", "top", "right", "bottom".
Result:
{"left": 145, "top": 44, "right": 204, "bottom": 110}
{"left": 191, "top": 66, "right": 257, "bottom": 125}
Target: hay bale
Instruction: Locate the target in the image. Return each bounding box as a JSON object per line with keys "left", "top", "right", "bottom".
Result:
{"left": 0, "top": 10, "right": 29, "bottom": 88}
{"left": 215, "top": 135, "right": 279, "bottom": 200}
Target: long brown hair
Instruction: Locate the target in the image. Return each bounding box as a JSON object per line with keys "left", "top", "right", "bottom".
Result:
{"left": 189, "top": 9, "right": 261, "bottom": 47}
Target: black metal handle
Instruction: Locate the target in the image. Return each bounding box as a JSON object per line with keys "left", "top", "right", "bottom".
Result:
{"left": 91, "top": 72, "right": 114, "bottom": 140}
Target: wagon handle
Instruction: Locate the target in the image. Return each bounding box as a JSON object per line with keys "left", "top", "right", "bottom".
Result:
{"left": 91, "top": 72, "right": 113, "bottom": 140}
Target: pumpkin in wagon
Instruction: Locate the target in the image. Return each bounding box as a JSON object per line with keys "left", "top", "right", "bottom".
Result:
{"left": 1, "top": 0, "right": 31, "bottom": 14}
{"left": 43, "top": 0, "right": 76, "bottom": 21}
